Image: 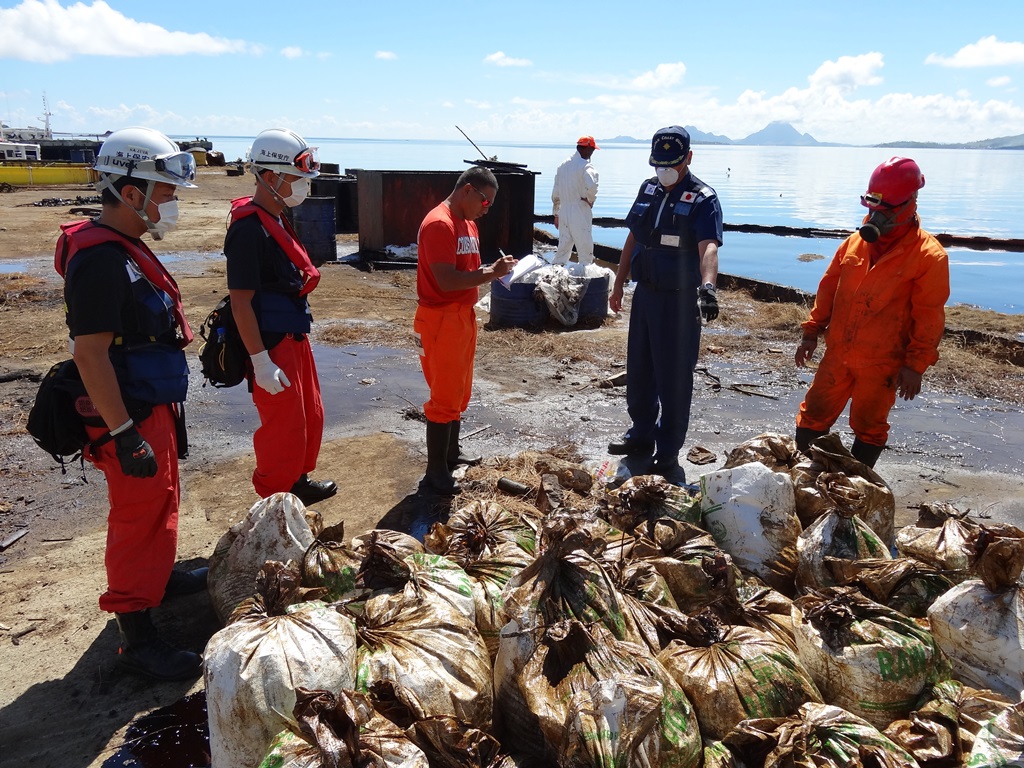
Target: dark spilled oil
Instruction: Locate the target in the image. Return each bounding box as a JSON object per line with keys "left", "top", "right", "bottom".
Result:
{"left": 103, "top": 691, "right": 210, "bottom": 768}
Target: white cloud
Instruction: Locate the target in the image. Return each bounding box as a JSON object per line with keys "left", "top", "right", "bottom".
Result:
{"left": 484, "top": 51, "right": 532, "bottom": 67}
{"left": 442, "top": 101, "right": 454, "bottom": 108}
{"left": 807, "top": 53, "right": 884, "bottom": 93}
{"left": 987, "top": 75, "right": 1012, "bottom": 87}
{"left": 0, "top": 0, "right": 256, "bottom": 63}
{"left": 466, "top": 98, "right": 492, "bottom": 109}
{"left": 926, "top": 36, "right": 1024, "bottom": 68}
{"left": 375, "top": 51, "right": 397, "bottom": 60}
{"left": 281, "top": 46, "right": 303, "bottom": 59}
{"left": 627, "top": 63, "right": 686, "bottom": 91}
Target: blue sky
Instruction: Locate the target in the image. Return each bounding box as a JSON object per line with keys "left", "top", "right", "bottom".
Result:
{"left": 1, "top": 0, "right": 1022, "bottom": 145}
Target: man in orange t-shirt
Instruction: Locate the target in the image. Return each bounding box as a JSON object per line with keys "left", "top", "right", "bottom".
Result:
{"left": 414, "top": 166, "right": 517, "bottom": 494}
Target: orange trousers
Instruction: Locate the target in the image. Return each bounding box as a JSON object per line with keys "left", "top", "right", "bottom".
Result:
{"left": 85, "top": 404, "right": 179, "bottom": 614}
{"left": 414, "top": 303, "right": 476, "bottom": 423}
{"left": 796, "top": 351, "right": 900, "bottom": 446}
{"left": 251, "top": 335, "right": 325, "bottom": 497}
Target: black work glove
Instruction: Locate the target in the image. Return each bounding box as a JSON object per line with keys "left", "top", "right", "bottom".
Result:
{"left": 114, "top": 425, "right": 158, "bottom": 478}
{"left": 698, "top": 284, "right": 719, "bottom": 323}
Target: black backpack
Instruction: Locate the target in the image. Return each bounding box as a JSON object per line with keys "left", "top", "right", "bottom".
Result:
{"left": 198, "top": 296, "right": 248, "bottom": 388}
{"left": 26, "top": 359, "right": 110, "bottom": 468}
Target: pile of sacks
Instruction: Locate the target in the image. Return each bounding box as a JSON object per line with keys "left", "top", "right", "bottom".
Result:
{"left": 200, "top": 433, "right": 1024, "bottom": 767}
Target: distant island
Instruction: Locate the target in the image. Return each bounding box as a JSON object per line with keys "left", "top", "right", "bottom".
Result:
{"left": 599, "top": 122, "right": 1024, "bottom": 150}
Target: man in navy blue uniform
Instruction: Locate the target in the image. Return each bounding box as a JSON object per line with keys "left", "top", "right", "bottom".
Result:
{"left": 608, "top": 126, "right": 723, "bottom": 484}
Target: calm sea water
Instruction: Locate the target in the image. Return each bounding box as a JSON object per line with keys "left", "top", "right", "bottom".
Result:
{"left": 202, "top": 136, "right": 1024, "bottom": 313}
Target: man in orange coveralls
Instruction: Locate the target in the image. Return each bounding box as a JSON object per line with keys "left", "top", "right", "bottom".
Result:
{"left": 794, "top": 157, "right": 950, "bottom": 468}
{"left": 415, "top": 166, "right": 517, "bottom": 494}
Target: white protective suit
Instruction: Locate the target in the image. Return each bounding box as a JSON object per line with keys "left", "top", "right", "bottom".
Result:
{"left": 551, "top": 150, "right": 599, "bottom": 265}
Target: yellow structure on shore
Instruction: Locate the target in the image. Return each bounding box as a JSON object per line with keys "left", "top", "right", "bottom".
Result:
{"left": 0, "top": 163, "right": 98, "bottom": 186}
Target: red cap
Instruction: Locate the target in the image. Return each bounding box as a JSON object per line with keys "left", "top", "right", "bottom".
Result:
{"left": 576, "top": 135, "right": 598, "bottom": 149}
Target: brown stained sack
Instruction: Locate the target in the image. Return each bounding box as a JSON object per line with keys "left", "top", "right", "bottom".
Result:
{"left": 607, "top": 474, "right": 702, "bottom": 530}
{"left": 406, "top": 716, "right": 502, "bottom": 768}
{"left": 827, "top": 557, "right": 956, "bottom": 618}
{"left": 351, "top": 528, "right": 425, "bottom": 561}
{"left": 702, "top": 741, "right": 738, "bottom": 768}
{"left": 658, "top": 619, "right": 822, "bottom": 740}
{"left": 895, "top": 502, "right": 979, "bottom": 578}
{"left": 708, "top": 575, "right": 800, "bottom": 654}
{"left": 722, "top": 432, "right": 803, "bottom": 472}
{"left": 791, "top": 433, "right": 895, "bottom": 546}
{"left": 793, "top": 587, "right": 948, "bottom": 730}
{"left": 301, "top": 521, "right": 363, "bottom": 602}
{"left": 722, "top": 702, "right": 921, "bottom": 768}
{"left": 971, "top": 523, "right": 1024, "bottom": 592}
{"left": 534, "top": 455, "right": 594, "bottom": 494}
{"left": 492, "top": 619, "right": 702, "bottom": 768}
{"left": 502, "top": 513, "right": 648, "bottom": 645}
{"left": 258, "top": 688, "right": 428, "bottom": 768}
{"left": 208, "top": 492, "right": 322, "bottom": 625}
{"left": 928, "top": 578, "right": 1024, "bottom": 700}
{"left": 795, "top": 493, "right": 891, "bottom": 592}
{"left": 629, "top": 518, "right": 737, "bottom": 612}
{"left": 884, "top": 679, "right": 1013, "bottom": 767}
{"left": 424, "top": 502, "right": 537, "bottom": 661}
{"left": 423, "top": 500, "right": 537, "bottom": 563}
{"left": 968, "top": 700, "right": 1024, "bottom": 768}
{"left": 349, "top": 571, "right": 493, "bottom": 730}
{"left": 205, "top": 564, "right": 357, "bottom": 768}
{"left": 699, "top": 461, "right": 802, "bottom": 596}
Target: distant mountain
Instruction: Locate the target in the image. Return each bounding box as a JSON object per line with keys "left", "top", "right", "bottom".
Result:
{"left": 876, "top": 132, "right": 1024, "bottom": 150}
{"left": 599, "top": 121, "right": 822, "bottom": 147}
{"left": 683, "top": 125, "right": 734, "bottom": 145}
{"left": 736, "top": 121, "right": 822, "bottom": 146}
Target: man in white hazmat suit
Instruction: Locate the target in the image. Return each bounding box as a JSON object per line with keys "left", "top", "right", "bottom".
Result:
{"left": 551, "top": 136, "right": 600, "bottom": 265}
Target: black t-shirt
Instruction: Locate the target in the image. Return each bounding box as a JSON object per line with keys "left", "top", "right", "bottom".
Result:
{"left": 64, "top": 243, "right": 139, "bottom": 339}
{"left": 224, "top": 214, "right": 305, "bottom": 295}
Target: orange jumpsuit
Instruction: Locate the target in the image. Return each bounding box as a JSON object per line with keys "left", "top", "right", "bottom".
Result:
{"left": 414, "top": 202, "right": 482, "bottom": 424}
{"left": 796, "top": 222, "right": 949, "bottom": 446}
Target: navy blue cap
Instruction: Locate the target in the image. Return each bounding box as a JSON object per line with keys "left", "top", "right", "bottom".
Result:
{"left": 649, "top": 126, "right": 691, "bottom": 167}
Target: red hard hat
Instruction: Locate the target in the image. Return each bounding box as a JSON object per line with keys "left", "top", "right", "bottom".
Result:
{"left": 861, "top": 157, "right": 925, "bottom": 208}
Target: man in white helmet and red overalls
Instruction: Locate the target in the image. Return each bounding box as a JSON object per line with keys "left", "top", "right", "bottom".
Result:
{"left": 794, "top": 157, "right": 950, "bottom": 468}
{"left": 225, "top": 128, "right": 337, "bottom": 506}
{"left": 58, "top": 126, "right": 205, "bottom": 680}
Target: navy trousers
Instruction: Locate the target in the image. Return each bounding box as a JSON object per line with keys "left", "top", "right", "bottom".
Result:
{"left": 623, "top": 282, "right": 701, "bottom": 462}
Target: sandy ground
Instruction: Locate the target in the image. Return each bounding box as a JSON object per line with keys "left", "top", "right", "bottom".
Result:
{"left": 2, "top": 169, "right": 1024, "bottom": 766}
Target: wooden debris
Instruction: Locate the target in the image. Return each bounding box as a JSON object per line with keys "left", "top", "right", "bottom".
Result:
{"left": 11, "top": 625, "right": 38, "bottom": 644}
{"left": 0, "top": 529, "right": 29, "bottom": 551}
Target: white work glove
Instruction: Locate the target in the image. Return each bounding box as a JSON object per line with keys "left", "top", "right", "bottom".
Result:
{"left": 250, "top": 350, "right": 291, "bottom": 395}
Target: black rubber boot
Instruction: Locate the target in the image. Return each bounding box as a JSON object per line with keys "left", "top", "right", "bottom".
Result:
{"left": 421, "top": 420, "right": 460, "bottom": 495}
{"left": 447, "top": 420, "right": 482, "bottom": 469}
{"left": 289, "top": 474, "right": 338, "bottom": 505}
{"left": 651, "top": 456, "right": 687, "bottom": 486}
{"left": 607, "top": 437, "right": 655, "bottom": 457}
{"left": 851, "top": 439, "right": 885, "bottom": 468}
{"left": 163, "top": 567, "right": 209, "bottom": 600}
{"left": 795, "top": 427, "right": 828, "bottom": 453}
{"left": 114, "top": 609, "right": 203, "bottom": 681}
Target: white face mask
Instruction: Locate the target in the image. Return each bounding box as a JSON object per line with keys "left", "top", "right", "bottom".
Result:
{"left": 656, "top": 167, "right": 680, "bottom": 187}
{"left": 282, "top": 177, "right": 310, "bottom": 207}
{"left": 149, "top": 199, "right": 179, "bottom": 240}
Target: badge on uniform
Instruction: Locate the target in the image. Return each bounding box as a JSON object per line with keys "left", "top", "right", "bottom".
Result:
{"left": 674, "top": 202, "right": 693, "bottom": 215}
{"left": 660, "top": 234, "right": 681, "bottom": 247}
{"left": 644, "top": 183, "right": 658, "bottom": 195}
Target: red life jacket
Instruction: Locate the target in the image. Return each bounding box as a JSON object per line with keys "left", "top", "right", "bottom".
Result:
{"left": 55, "top": 220, "right": 194, "bottom": 346}
{"left": 229, "top": 197, "right": 320, "bottom": 296}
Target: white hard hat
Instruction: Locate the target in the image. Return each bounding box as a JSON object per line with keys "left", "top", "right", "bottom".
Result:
{"left": 246, "top": 128, "right": 320, "bottom": 178}
{"left": 93, "top": 126, "right": 198, "bottom": 189}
